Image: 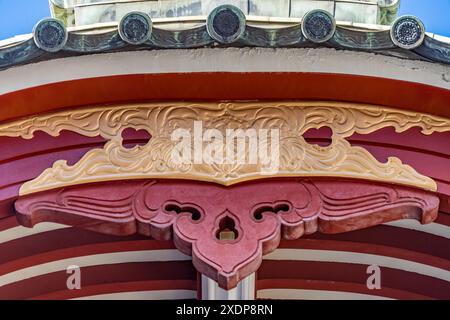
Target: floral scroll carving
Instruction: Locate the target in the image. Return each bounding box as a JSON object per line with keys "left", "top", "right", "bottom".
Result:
{"left": 15, "top": 179, "right": 439, "bottom": 289}
{"left": 0, "top": 102, "right": 448, "bottom": 195}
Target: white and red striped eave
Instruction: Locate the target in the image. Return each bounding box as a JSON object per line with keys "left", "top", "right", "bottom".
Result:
{"left": 0, "top": 215, "right": 449, "bottom": 300}
{"left": 0, "top": 47, "right": 449, "bottom": 300}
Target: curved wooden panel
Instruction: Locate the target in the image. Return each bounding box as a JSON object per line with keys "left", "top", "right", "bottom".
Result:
{"left": 0, "top": 215, "right": 448, "bottom": 299}
{"left": 0, "top": 73, "right": 449, "bottom": 124}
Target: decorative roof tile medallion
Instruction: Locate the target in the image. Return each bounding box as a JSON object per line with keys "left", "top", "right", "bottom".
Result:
{"left": 118, "top": 12, "right": 153, "bottom": 45}
{"left": 391, "top": 15, "right": 426, "bottom": 50}
{"left": 207, "top": 5, "right": 246, "bottom": 44}
{"left": 1, "top": 7, "right": 449, "bottom": 69}
{"left": 301, "top": 9, "right": 336, "bottom": 44}
{"left": 33, "top": 18, "right": 67, "bottom": 52}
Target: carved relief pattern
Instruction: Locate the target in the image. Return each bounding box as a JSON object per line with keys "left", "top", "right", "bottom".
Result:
{"left": 302, "top": 10, "right": 336, "bottom": 43}
{"left": 391, "top": 16, "right": 425, "bottom": 50}
{"left": 119, "top": 12, "right": 152, "bottom": 45}
{"left": 33, "top": 18, "right": 68, "bottom": 53}
{"left": 14, "top": 179, "right": 440, "bottom": 289}
{"left": 1, "top": 102, "right": 449, "bottom": 194}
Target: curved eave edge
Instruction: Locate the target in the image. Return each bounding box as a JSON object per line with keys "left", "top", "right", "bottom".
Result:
{"left": 1, "top": 23, "right": 449, "bottom": 71}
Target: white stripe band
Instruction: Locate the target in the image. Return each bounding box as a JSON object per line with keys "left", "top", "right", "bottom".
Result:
{"left": 0, "top": 223, "right": 70, "bottom": 245}
{"left": 0, "top": 249, "right": 190, "bottom": 288}
{"left": 73, "top": 290, "right": 197, "bottom": 300}
{"left": 264, "top": 249, "right": 450, "bottom": 281}
{"left": 1, "top": 219, "right": 447, "bottom": 245}
{"left": 257, "top": 289, "right": 393, "bottom": 300}
{"left": 384, "top": 220, "right": 450, "bottom": 239}
{"left": 0, "top": 48, "right": 448, "bottom": 95}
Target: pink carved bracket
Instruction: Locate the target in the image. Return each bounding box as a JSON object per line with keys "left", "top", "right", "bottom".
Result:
{"left": 15, "top": 179, "right": 439, "bottom": 289}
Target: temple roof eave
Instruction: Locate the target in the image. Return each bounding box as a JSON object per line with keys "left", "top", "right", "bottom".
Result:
{"left": 0, "top": 2, "right": 446, "bottom": 69}
{"left": 0, "top": 12, "right": 449, "bottom": 71}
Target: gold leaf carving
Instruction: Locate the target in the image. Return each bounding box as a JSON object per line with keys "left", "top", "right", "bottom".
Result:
{"left": 1, "top": 102, "right": 448, "bottom": 195}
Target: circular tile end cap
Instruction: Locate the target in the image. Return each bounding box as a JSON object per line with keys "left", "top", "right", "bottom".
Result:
{"left": 390, "top": 15, "right": 425, "bottom": 50}
{"left": 33, "top": 18, "right": 68, "bottom": 53}
{"left": 301, "top": 9, "right": 336, "bottom": 44}
{"left": 207, "top": 5, "right": 246, "bottom": 44}
{"left": 119, "top": 12, "right": 153, "bottom": 45}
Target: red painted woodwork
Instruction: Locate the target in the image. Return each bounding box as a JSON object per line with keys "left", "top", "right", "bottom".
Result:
{"left": 0, "top": 67, "right": 448, "bottom": 299}
{"left": 1, "top": 218, "right": 448, "bottom": 267}
{"left": 0, "top": 240, "right": 174, "bottom": 276}
{"left": 276, "top": 239, "right": 450, "bottom": 270}
{"left": 258, "top": 239, "right": 450, "bottom": 300}
{"left": 1, "top": 126, "right": 449, "bottom": 221}
{"left": 1, "top": 212, "right": 448, "bottom": 299}
{"left": 300, "top": 226, "right": 450, "bottom": 260}
{"left": 15, "top": 178, "right": 439, "bottom": 289}
{"left": 256, "top": 279, "right": 437, "bottom": 300}
{"left": 31, "top": 280, "right": 197, "bottom": 301}
{"left": 0, "top": 263, "right": 196, "bottom": 300}
{"left": 0, "top": 231, "right": 153, "bottom": 266}
{"left": 0, "top": 73, "right": 450, "bottom": 123}
{"left": 0, "top": 130, "right": 150, "bottom": 218}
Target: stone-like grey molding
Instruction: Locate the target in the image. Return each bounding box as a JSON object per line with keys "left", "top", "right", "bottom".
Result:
{"left": 1, "top": 8, "right": 449, "bottom": 70}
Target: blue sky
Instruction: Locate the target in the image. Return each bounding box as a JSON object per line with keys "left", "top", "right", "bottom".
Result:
{"left": 0, "top": 0, "right": 449, "bottom": 40}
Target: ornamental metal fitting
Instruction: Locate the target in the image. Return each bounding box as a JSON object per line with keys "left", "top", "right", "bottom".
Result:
{"left": 390, "top": 15, "right": 425, "bottom": 50}
{"left": 118, "top": 12, "right": 153, "bottom": 45}
{"left": 207, "top": 5, "right": 246, "bottom": 44}
{"left": 33, "top": 18, "right": 68, "bottom": 52}
{"left": 301, "top": 10, "right": 336, "bottom": 43}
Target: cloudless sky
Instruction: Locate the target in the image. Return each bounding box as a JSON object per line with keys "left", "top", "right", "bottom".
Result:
{"left": 0, "top": 0, "right": 449, "bottom": 40}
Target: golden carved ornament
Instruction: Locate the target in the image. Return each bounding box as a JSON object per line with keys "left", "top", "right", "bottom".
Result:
{"left": 0, "top": 101, "right": 448, "bottom": 195}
